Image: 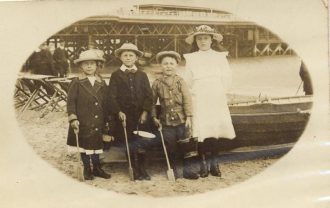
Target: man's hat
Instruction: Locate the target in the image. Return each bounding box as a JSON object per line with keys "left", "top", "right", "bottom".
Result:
{"left": 185, "top": 25, "right": 223, "bottom": 45}
{"left": 156, "top": 51, "right": 181, "bottom": 63}
{"left": 114, "top": 43, "right": 143, "bottom": 58}
{"left": 74, "top": 49, "right": 105, "bottom": 64}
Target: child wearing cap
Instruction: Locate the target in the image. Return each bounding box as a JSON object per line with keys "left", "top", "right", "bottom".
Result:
{"left": 66, "top": 49, "right": 112, "bottom": 180}
{"left": 151, "top": 51, "right": 198, "bottom": 180}
{"left": 108, "top": 43, "right": 153, "bottom": 180}
{"left": 183, "top": 25, "right": 236, "bottom": 178}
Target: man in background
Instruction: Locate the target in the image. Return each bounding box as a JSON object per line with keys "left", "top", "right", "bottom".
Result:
{"left": 53, "top": 40, "right": 70, "bottom": 77}
{"left": 29, "top": 42, "right": 56, "bottom": 76}
{"left": 299, "top": 61, "right": 313, "bottom": 95}
{"left": 27, "top": 42, "right": 56, "bottom": 95}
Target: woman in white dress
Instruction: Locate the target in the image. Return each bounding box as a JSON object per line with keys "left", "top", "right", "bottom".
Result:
{"left": 183, "top": 25, "right": 236, "bottom": 178}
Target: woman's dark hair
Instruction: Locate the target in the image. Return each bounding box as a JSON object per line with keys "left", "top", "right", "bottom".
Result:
{"left": 190, "top": 35, "right": 228, "bottom": 53}
{"left": 96, "top": 60, "right": 104, "bottom": 69}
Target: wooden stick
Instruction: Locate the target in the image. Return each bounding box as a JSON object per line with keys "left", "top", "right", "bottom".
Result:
{"left": 122, "top": 120, "right": 135, "bottom": 181}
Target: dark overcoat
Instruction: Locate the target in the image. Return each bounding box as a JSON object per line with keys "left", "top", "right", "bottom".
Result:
{"left": 53, "top": 48, "right": 69, "bottom": 77}
{"left": 29, "top": 49, "right": 56, "bottom": 76}
{"left": 66, "top": 74, "right": 108, "bottom": 150}
{"left": 108, "top": 69, "right": 153, "bottom": 144}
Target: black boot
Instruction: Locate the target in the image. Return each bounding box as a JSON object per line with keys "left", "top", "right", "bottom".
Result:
{"left": 83, "top": 165, "right": 94, "bottom": 180}
{"left": 93, "top": 164, "right": 111, "bottom": 179}
{"left": 132, "top": 152, "right": 143, "bottom": 180}
{"left": 210, "top": 154, "right": 221, "bottom": 177}
{"left": 137, "top": 153, "right": 151, "bottom": 180}
{"left": 169, "top": 154, "right": 181, "bottom": 179}
{"left": 183, "top": 157, "right": 199, "bottom": 180}
{"left": 81, "top": 153, "right": 94, "bottom": 180}
{"left": 91, "top": 154, "right": 111, "bottom": 179}
{"left": 199, "top": 154, "right": 209, "bottom": 178}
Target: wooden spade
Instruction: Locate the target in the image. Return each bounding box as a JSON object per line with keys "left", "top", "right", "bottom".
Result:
{"left": 74, "top": 129, "right": 85, "bottom": 182}
{"left": 159, "top": 129, "right": 176, "bottom": 182}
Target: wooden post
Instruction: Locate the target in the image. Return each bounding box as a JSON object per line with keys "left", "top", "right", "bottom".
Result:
{"left": 254, "top": 27, "right": 259, "bottom": 41}
{"left": 235, "top": 37, "right": 238, "bottom": 58}
{"left": 135, "top": 35, "right": 138, "bottom": 45}
{"left": 253, "top": 27, "right": 259, "bottom": 57}
{"left": 174, "top": 35, "right": 178, "bottom": 51}
{"left": 88, "top": 35, "right": 93, "bottom": 49}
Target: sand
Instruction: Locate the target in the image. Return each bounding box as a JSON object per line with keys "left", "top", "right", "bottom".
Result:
{"left": 18, "top": 110, "right": 278, "bottom": 197}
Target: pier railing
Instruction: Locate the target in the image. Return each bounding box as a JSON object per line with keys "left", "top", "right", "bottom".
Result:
{"left": 116, "top": 8, "right": 240, "bottom": 21}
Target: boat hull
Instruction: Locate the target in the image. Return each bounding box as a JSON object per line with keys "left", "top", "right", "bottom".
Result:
{"left": 227, "top": 97, "right": 312, "bottom": 148}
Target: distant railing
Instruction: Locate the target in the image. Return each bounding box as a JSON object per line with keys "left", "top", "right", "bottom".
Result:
{"left": 116, "top": 8, "right": 239, "bottom": 21}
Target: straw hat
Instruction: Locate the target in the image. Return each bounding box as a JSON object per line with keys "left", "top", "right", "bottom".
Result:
{"left": 156, "top": 51, "right": 181, "bottom": 63}
{"left": 185, "top": 25, "right": 223, "bottom": 45}
{"left": 74, "top": 49, "right": 105, "bottom": 64}
{"left": 114, "top": 43, "right": 143, "bottom": 58}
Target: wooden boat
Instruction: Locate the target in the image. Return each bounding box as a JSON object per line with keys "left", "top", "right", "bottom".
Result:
{"left": 102, "top": 95, "right": 313, "bottom": 163}
{"left": 227, "top": 95, "right": 312, "bottom": 148}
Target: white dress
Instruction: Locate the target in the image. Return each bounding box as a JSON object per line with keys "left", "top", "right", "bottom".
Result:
{"left": 183, "top": 49, "right": 236, "bottom": 141}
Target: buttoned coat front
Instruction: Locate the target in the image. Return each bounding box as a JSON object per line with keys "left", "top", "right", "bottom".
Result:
{"left": 66, "top": 74, "right": 108, "bottom": 150}
{"left": 108, "top": 69, "right": 153, "bottom": 144}
{"left": 151, "top": 75, "right": 193, "bottom": 126}
{"left": 108, "top": 69, "right": 153, "bottom": 114}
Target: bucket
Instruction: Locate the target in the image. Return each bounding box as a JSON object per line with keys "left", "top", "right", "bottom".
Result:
{"left": 133, "top": 130, "right": 156, "bottom": 141}
{"left": 177, "top": 137, "right": 198, "bottom": 158}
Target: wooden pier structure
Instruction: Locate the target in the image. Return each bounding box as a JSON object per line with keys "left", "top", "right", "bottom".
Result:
{"left": 46, "top": 4, "right": 293, "bottom": 66}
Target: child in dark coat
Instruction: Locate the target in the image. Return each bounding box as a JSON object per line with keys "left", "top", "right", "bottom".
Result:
{"left": 67, "top": 49, "right": 112, "bottom": 180}
{"left": 108, "top": 43, "right": 153, "bottom": 180}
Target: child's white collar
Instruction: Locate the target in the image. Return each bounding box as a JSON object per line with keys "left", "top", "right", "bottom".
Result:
{"left": 120, "top": 64, "right": 137, "bottom": 72}
{"left": 87, "top": 76, "right": 96, "bottom": 86}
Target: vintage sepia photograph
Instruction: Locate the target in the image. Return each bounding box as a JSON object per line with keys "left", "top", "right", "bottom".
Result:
{"left": 1, "top": 0, "right": 328, "bottom": 207}
{"left": 14, "top": 3, "right": 315, "bottom": 197}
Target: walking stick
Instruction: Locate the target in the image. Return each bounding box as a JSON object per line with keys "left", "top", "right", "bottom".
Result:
{"left": 122, "top": 120, "right": 134, "bottom": 181}
{"left": 73, "top": 129, "right": 85, "bottom": 182}
{"left": 159, "top": 128, "right": 176, "bottom": 181}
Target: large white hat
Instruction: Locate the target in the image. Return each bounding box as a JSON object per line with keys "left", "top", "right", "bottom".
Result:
{"left": 114, "top": 43, "right": 144, "bottom": 58}
{"left": 74, "top": 49, "right": 105, "bottom": 64}
{"left": 185, "top": 25, "right": 223, "bottom": 45}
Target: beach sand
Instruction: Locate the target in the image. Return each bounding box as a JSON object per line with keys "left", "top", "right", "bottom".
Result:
{"left": 18, "top": 110, "right": 278, "bottom": 197}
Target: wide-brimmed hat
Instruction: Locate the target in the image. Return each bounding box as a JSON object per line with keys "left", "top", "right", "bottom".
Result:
{"left": 185, "top": 25, "right": 223, "bottom": 45}
{"left": 114, "top": 43, "right": 143, "bottom": 58}
{"left": 156, "top": 51, "right": 181, "bottom": 63}
{"left": 74, "top": 49, "right": 105, "bottom": 64}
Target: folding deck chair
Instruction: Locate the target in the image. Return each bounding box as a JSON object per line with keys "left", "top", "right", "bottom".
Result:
{"left": 15, "top": 74, "right": 54, "bottom": 117}
{"left": 39, "top": 77, "right": 71, "bottom": 118}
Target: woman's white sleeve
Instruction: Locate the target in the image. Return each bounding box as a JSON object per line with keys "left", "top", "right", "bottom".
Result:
{"left": 182, "top": 55, "right": 194, "bottom": 90}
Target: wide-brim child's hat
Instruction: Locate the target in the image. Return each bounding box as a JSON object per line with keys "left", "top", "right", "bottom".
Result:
{"left": 74, "top": 49, "right": 105, "bottom": 64}
{"left": 156, "top": 51, "right": 181, "bottom": 63}
{"left": 185, "top": 25, "right": 223, "bottom": 45}
{"left": 114, "top": 43, "right": 144, "bottom": 58}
